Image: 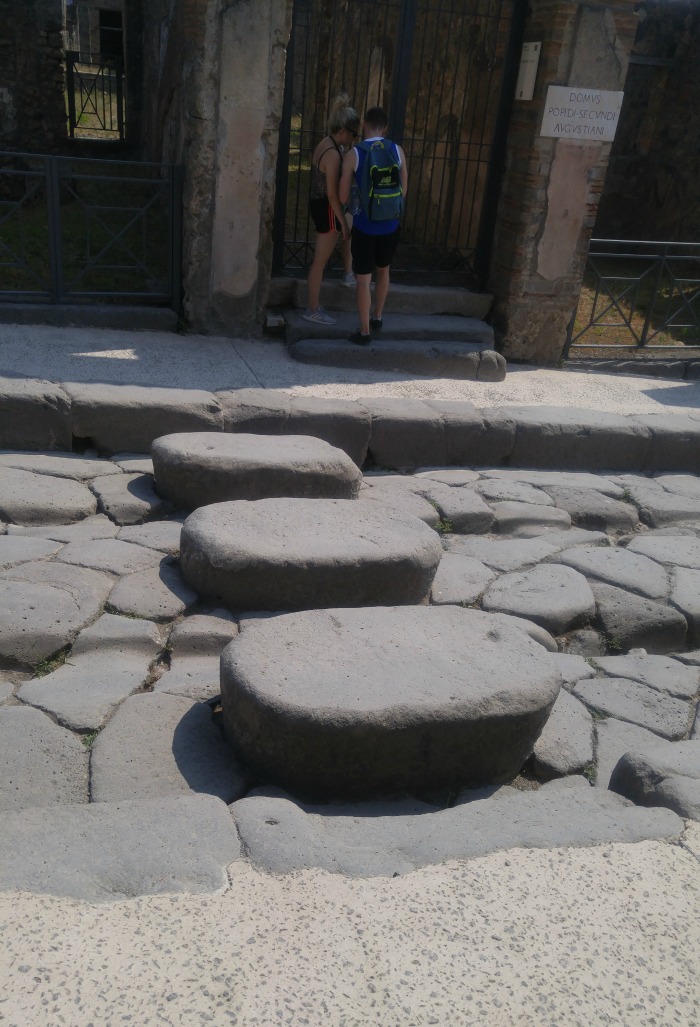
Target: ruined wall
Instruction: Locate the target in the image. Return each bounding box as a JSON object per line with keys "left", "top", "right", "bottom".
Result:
{"left": 595, "top": 0, "right": 700, "bottom": 242}
{"left": 488, "top": 0, "right": 638, "bottom": 363}
{"left": 0, "top": 0, "right": 67, "bottom": 151}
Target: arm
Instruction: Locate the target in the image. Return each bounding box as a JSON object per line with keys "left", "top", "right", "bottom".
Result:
{"left": 339, "top": 149, "right": 355, "bottom": 207}
{"left": 398, "top": 144, "right": 408, "bottom": 201}
{"left": 320, "top": 149, "right": 347, "bottom": 238}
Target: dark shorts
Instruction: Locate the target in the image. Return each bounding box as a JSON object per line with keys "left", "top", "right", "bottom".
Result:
{"left": 309, "top": 197, "right": 342, "bottom": 234}
{"left": 351, "top": 226, "right": 401, "bottom": 276}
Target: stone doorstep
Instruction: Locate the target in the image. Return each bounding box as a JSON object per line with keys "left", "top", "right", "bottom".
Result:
{"left": 289, "top": 338, "right": 506, "bottom": 382}
{"left": 281, "top": 278, "right": 494, "bottom": 319}
{"left": 284, "top": 310, "right": 495, "bottom": 346}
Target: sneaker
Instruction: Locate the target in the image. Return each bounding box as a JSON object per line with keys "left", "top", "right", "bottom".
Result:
{"left": 370, "top": 315, "right": 383, "bottom": 331}
{"left": 350, "top": 330, "right": 372, "bottom": 346}
{"left": 341, "top": 272, "right": 357, "bottom": 287}
{"left": 302, "top": 308, "right": 336, "bottom": 325}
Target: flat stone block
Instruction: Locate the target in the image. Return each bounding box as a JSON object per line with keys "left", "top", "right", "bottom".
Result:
{"left": 358, "top": 484, "right": 440, "bottom": 527}
{"left": 429, "top": 486, "right": 495, "bottom": 534}
{"left": 430, "top": 553, "right": 496, "bottom": 605}
{"left": 152, "top": 432, "right": 362, "bottom": 510}
{"left": 290, "top": 338, "right": 492, "bottom": 381}
{"left": 490, "top": 501, "right": 571, "bottom": 538}
{"left": 0, "top": 794, "right": 241, "bottom": 901}
{"left": 592, "top": 582, "right": 688, "bottom": 654}
{"left": 0, "top": 467, "right": 97, "bottom": 525}
{"left": 573, "top": 677, "right": 691, "bottom": 740}
{"left": 117, "top": 519, "right": 184, "bottom": 555}
{"left": 543, "top": 486, "right": 639, "bottom": 533}
{"left": 66, "top": 383, "right": 223, "bottom": 454}
{"left": 180, "top": 498, "right": 442, "bottom": 611}
{"left": 482, "top": 564, "right": 595, "bottom": 634}
{"left": 474, "top": 479, "right": 554, "bottom": 505}
{"left": 555, "top": 545, "right": 669, "bottom": 600}
{"left": 592, "top": 653, "right": 699, "bottom": 699}
{"left": 610, "top": 739, "right": 700, "bottom": 819}
{"left": 0, "top": 537, "right": 62, "bottom": 569}
{"left": 217, "top": 388, "right": 291, "bottom": 435}
{"left": 530, "top": 690, "right": 594, "bottom": 781}
{"left": 481, "top": 469, "right": 625, "bottom": 497}
{"left": 55, "top": 537, "right": 163, "bottom": 575}
{"left": 168, "top": 610, "right": 238, "bottom": 657}
{"left": 446, "top": 529, "right": 608, "bottom": 573}
{"left": 0, "top": 706, "right": 88, "bottom": 811}
{"left": 7, "top": 514, "right": 117, "bottom": 542}
{"left": 0, "top": 378, "right": 71, "bottom": 451}
{"left": 107, "top": 559, "right": 199, "bottom": 622}
{"left": 0, "top": 451, "right": 120, "bottom": 480}
{"left": 500, "top": 407, "right": 651, "bottom": 471}
{"left": 426, "top": 401, "right": 511, "bottom": 467}
{"left": 221, "top": 606, "right": 561, "bottom": 797}
{"left": 595, "top": 717, "right": 662, "bottom": 789}
{"left": 153, "top": 655, "right": 222, "bottom": 701}
{"left": 634, "top": 413, "right": 700, "bottom": 474}
{"left": 288, "top": 397, "right": 371, "bottom": 467}
{"left": 625, "top": 534, "right": 700, "bottom": 569}
{"left": 670, "top": 567, "right": 700, "bottom": 646}
{"left": 91, "top": 472, "right": 167, "bottom": 525}
{"left": 362, "top": 398, "right": 447, "bottom": 469}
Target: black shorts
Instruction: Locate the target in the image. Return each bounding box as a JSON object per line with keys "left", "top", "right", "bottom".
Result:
{"left": 309, "top": 197, "right": 342, "bottom": 234}
{"left": 351, "top": 226, "right": 401, "bottom": 276}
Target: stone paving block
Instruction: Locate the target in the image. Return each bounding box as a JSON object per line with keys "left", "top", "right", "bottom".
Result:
{"left": 168, "top": 610, "right": 238, "bottom": 657}
{"left": 361, "top": 398, "right": 447, "bottom": 469}
{"left": 444, "top": 530, "right": 608, "bottom": 573}
{"left": 547, "top": 652, "right": 596, "bottom": 689}
{"left": 480, "top": 469, "right": 625, "bottom": 497}
{"left": 427, "top": 486, "right": 495, "bottom": 534}
{"left": 554, "top": 545, "right": 669, "bottom": 600}
{"left": 594, "top": 717, "right": 663, "bottom": 789}
{"left": 482, "top": 564, "right": 595, "bottom": 634}
{"left": 625, "top": 534, "right": 700, "bottom": 569}
{"left": 490, "top": 501, "right": 571, "bottom": 538}
{"left": 634, "top": 413, "right": 700, "bottom": 474}
{"left": 473, "top": 479, "right": 554, "bottom": 505}
{"left": 152, "top": 655, "right": 222, "bottom": 702}
{"left": 18, "top": 613, "right": 162, "bottom": 730}
{"left": 426, "top": 401, "right": 512, "bottom": 467}
{"left": 591, "top": 653, "right": 700, "bottom": 699}
{"left": 501, "top": 407, "right": 651, "bottom": 471}
{"left": 230, "top": 777, "right": 680, "bottom": 877}
{"left": 0, "top": 378, "right": 71, "bottom": 451}
{"left": 107, "top": 558, "right": 199, "bottom": 622}
{"left": 592, "top": 581, "right": 688, "bottom": 654}
{"left": 559, "top": 628, "right": 607, "bottom": 657}
{"left": 358, "top": 484, "right": 441, "bottom": 527}
{"left": 6, "top": 514, "right": 118, "bottom": 542}
{"left": 55, "top": 537, "right": 163, "bottom": 576}
{"left": 670, "top": 567, "right": 700, "bottom": 646}
{"left": 0, "top": 706, "right": 88, "bottom": 811}
{"left": 484, "top": 612, "right": 559, "bottom": 652}
{"left": 290, "top": 338, "right": 485, "bottom": 380}
{"left": 111, "top": 453, "right": 154, "bottom": 474}
{"left": 610, "top": 739, "right": 700, "bottom": 819}
{"left": 116, "top": 518, "right": 184, "bottom": 554}
{"left": 287, "top": 396, "right": 372, "bottom": 467}
{"left": 91, "top": 472, "right": 168, "bottom": 525}
{"left": 0, "top": 794, "right": 241, "bottom": 901}
{"left": 676, "top": 649, "right": 700, "bottom": 667}
{"left": 0, "top": 562, "right": 114, "bottom": 666}
{"left": 180, "top": 498, "right": 442, "bottom": 611}
{"left": 414, "top": 467, "right": 481, "bottom": 485}
{"left": 623, "top": 482, "right": 700, "bottom": 527}
{"left": 529, "top": 689, "right": 594, "bottom": 781}
{"left": 0, "top": 536, "right": 62, "bottom": 569}
{"left": 221, "top": 606, "right": 561, "bottom": 797}
{"left": 91, "top": 692, "right": 248, "bottom": 804}
{"left": 0, "top": 467, "right": 97, "bottom": 525}
{"left": 542, "top": 486, "right": 639, "bottom": 533}
{"left": 217, "top": 388, "right": 291, "bottom": 435}
{"left": 66, "top": 383, "right": 223, "bottom": 454}
{"left": 573, "top": 677, "right": 691, "bottom": 740}
{"left": 0, "top": 682, "right": 13, "bottom": 703}
{"left": 430, "top": 553, "right": 496, "bottom": 605}
{"left": 152, "top": 432, "right": 362, "bottom": 510}
{"left": 0, "top": 451, "right": 121, "bottom": 480}
{"left": 654, "top": 474, "right": 700, "bottom": 501}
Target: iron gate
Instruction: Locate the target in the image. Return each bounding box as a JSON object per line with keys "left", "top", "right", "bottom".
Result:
{"left": 66, "top": 51, "right": 125, "bottom": 141}
{"left": 274, "top": 0, "right": 523, "bottom": 283}
{"left": 0, "top": 152, "right": 182, "bottom": 308}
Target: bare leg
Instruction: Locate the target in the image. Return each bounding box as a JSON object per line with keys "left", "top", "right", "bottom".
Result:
{"left": 307, "top": 231, "right": 339, "bottom": 311}
{"left": 374, "top": 264, "right": 390, "bottom": 320}
{"left": 356, "top": 273, "right": 372, "bottom": 335}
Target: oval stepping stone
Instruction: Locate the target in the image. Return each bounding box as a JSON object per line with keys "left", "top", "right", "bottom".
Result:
{"left": 481, "top": 564, "right": 595, "bottom": 634}
{"left": 0, "top": 467, "right": 97, "bottom": 525}
{"left": 152, "top": 432, "right": 362, "bottom": 510}
{"left": 180, "top": 498, "right": 442, "bottom": 611}
{"left": 220, "top": 606, "right": 561, "bottom": 797}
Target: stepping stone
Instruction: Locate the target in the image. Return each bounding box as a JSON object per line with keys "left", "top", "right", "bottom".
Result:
{"left": 107, "top": 558, "right": 198, "bottom": 622}
{"left": 180, "top": 499, "right": 442, "bottom": 611}
{"left": 445, "top": 529, "right": 608, "bottom": 573}
{"left": 358, "top": 485, "right": 440, "bottom": 527}
{"left": 473, "top": 479, "right": 554, "bottom": 505}
{"left": 625, "top": 534, "right": 700, "bottom": 570}
{"left": 0, "top": 451, "right": 120, "bottom": 480}
{"left": 591, "top": 582, "right": 688, "bottom": 654}
{"left": 529, "top": 690, "right": 594, "bottom": 780}
{"left": 554, "top": 545, "right": 669, "bottom": 600}
{"left": 480, "top": 469, "right": 625, "bottom": 497}
{"left": 152, "top": 432, "right": 363, "bottom": 511}
{"left": 229, "top": 776, "right": 680, "bottom": 876}
{"left": 0, "top": 706, "right": 88, "bottom": 811}
{"left": 573, "top": 677, "right": 691, "bottom": 740}
{"left": 610, "top": 739, "right": 700, "bottom": 819}
{"left": 0, "top": 536, "right": 62, "bottom": 569}
{"left": 220, "top": 606, "right": 561, "bottom": 797}
{"left": 91, "top": 693, "right": 248, "bottom": 804}
{"left": 91, "top": 472, "right": 167, "bottom": 525}
{"left": 430, "top": 553, "right": 496, "bottom": 605}
{"left": 0, "top": 794, "right": 241, "bottom": 901}
{"left": 670, "top": 567, "right": 700, "bottom": 646}
{"left": 591, "top": 654, "right": 700, "bottom": 699}
{"left": 117, "top": 519, "right": 184, "bottom": 554}
{"left": 55, "top": 537, "right": 163, "bottom": 576}
{"left": 0, "top": 562, "right": 114, "bottom": 666}
{"left": 595, "top": 717, "right": 663, "bottom": 789}
{"left": 0, "top": 467, "right": 97, "bottom": 525}
{"left": 542, "top": 486, "right": 639, "bottom": 533}
{"left": 6, "top": 514, "right": 118, "bottom": 542}
{"left": 481, "top": 564, "right": 595, "bottom": 634}
{"left": 18, "top": 613, "right": 162, "bottom": 730}
{"left": 490, "top": 501, "right": 571, "bottom": 538}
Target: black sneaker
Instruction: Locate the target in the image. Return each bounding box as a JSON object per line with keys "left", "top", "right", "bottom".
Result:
{"left": 350, "top": 330, "right": 372, "bottom": 346}
{"left": 370, "top": 316, "right": 383, "bottom": 331}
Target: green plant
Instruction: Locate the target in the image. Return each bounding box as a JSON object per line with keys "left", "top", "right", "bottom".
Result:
{"left": 620, "top": 487, "right": 635, "bottom": 504}
{"left": 34, "top": 647, "right": 70, "bottom": 677}
{"left": 80, "top": 730, "right": 99, "bottom": 749}
{"left": 435, "top": 518, "right": 453, "bottom": 535}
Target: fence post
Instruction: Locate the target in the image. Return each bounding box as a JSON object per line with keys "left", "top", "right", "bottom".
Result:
{"left": 46, "top": 157, "right": 64, "bottom": 304}
{"left": 116, "top": 56, "right": 125, "bottom": 141}
{"left": 66, "top": 52, "right": 78, "bottom": 139}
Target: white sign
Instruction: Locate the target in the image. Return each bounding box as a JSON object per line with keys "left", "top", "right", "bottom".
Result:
{"left": 540, "top": 86, "right": 624, "bottom": 142}
{"left": 515, "top": 42, "right": 541, "bottom": 102}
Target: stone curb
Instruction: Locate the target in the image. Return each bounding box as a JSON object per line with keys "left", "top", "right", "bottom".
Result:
{"left": 2, "top": 378, "right": 700, "bottom": 472}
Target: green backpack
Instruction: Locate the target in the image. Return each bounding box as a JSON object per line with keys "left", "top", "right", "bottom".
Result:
{"left": 356, "top": 139, "right": 403, "bottom": 221}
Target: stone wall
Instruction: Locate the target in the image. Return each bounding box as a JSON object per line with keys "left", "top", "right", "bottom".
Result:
{"left": 0, "top": 0, "right": 67, "bottom": 152}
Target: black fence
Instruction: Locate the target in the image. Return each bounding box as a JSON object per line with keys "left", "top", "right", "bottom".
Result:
{"left": 66, "top": 51, "right": 125, "bottom": 140}
{"left": 565, "top": 239, "right": 700, "bottom": 353}
{"left": 0, "top": 152, "right": 182, "bottom": 309}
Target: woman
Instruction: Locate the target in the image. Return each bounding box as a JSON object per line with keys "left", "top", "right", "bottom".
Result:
{"left": 303, "top": 94, "right": 360, "bottom": 325}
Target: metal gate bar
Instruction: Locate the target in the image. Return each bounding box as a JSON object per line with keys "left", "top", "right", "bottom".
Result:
{"left": 66, "top": 51, "right": 125, "bottom": 140}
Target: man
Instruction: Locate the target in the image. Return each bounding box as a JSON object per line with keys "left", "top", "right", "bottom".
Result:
{"left": 340, "top": 107, "right": 408, "bottom": 345}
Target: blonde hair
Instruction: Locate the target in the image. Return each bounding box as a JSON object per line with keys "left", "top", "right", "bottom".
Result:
{"left": 327, "top": 93, "right": 360, "bottom": 136}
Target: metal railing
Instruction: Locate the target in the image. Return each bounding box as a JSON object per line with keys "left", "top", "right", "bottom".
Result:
{"left": 66, "top": 50, "right": 125, "bottom": 140}
{"left": 565, "top": 238, "right": 700, "bottom": 354}
{"left": 0, "top": 151, "right": 182, "bottom": 309}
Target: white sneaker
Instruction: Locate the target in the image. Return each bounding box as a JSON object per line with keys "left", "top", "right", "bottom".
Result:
{"left": 341, "top": 272, "right": 357, "bottom": 287}
{"left": 302, "top": 308, "right": 336, "bottom": 325}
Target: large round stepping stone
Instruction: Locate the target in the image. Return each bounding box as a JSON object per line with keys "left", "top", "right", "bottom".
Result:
{"left": 220, "top": 606, "right": 561, "bottom": 797}
{"left": 152, "top": 432, "right": 362, "bottom": 510}
{"left": 180, "top": 498, "right": 442, "bottom": 610}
